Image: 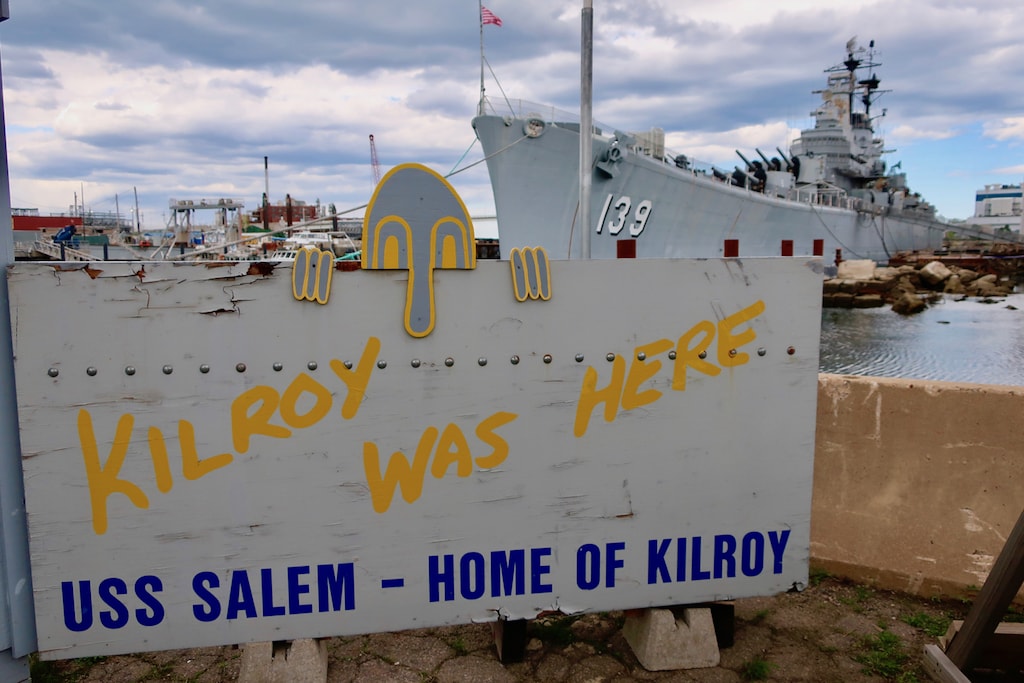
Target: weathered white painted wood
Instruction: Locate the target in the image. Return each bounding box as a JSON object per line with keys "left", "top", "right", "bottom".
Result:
{"left": 9, "top": 257, "right": 822, "bottom": 658}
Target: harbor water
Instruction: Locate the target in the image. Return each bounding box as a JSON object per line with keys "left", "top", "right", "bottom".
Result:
{"left": 819, "top": 295, "right": 1024, "bottom": 387}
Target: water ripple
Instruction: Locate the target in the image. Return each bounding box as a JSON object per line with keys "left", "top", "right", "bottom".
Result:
{"left": 819, "top": 296, "right": 1024, "bottom": 387}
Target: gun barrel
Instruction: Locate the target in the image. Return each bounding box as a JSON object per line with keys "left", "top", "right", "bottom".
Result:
{"left": 735, "top": 150, "right": 754, "bottom": 170}
{"left": 776, "top": 147, "right": 793, "bottom": 167}
{"left": 755, "top": 148, "right": 772, "bottom": 166}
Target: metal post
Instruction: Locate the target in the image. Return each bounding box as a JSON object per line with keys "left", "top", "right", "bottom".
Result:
{"left": 0, "top": 5, "right": 38, "bottom": 673}
{"left": 579, "top": 0, "right": 593, "bottom": 260}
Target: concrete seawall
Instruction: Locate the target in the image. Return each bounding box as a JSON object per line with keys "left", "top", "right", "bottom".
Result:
{"left": 813, "top": 374, "right": 1024, "bottom": 602}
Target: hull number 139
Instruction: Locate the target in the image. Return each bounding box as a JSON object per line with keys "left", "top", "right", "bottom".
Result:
{"left": 595, "top": 194, "right": 652, "bottom": 237}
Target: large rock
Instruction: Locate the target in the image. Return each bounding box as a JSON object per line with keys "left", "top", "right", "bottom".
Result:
{"left": 891, "top": 291, "right": 926, "bottom": 315}
{"left": 956, "top": 268, "right": 980, "bottom": 285}
{"left": 836, "top": 259, "right": 877, "bottom": 281}
{"left": 943, "top": 274, "right": 965, "bottom": 295}
{"left": 852, "top": 294, "right": 885, "bottom": 308}
{"left": 873, "top": 266, "right": 901, "bottom": 282}
{"left": 918, "top": 261, "right": 953, "bottom": 287}
{"left": 823, "top": 292, "right": 855, "bottom": 308}
{"left": 968, "top": 275, "right": 1013, "bottom": 298}
{"left": 823, "top": 279, "right": 843, "bottom": 294}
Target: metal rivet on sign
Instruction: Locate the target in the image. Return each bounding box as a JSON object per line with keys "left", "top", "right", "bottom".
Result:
{"left": 637, "top": 351, "right": 647, "bottom": 361}
{"left": 668, "top": 350, "right": 677, "bottom": 360}
{"left": 510, "top": 355, "right": 520, "bottom": 365}
{"left": 543, "top": 354, "right": 552, "bottom": 364}
{"left": 377, "top": 360, "right": 387, "bottom": 369}
{"left": 787, "top": 346, "right": 796, "bottom": 356}
{"left": 307, "top": 361, "right": 318, "bottom": 371}
{"left": 575, "top": 353, "right": 585, "bottom": 363}
{"left": 698, "top": 351, "right": 707, "bottom": 360}
{"left": 411, "top": 359, "right": 421, "bottom": 368}
{"left": 47, "top": 367, "right": 59, "bottom": 378}
{"left": 728, "top": 349, "right": 737, "bottom": 358}
{"left": 343, "top": 361, "right": 353, "bottom": 370}
{"left": 86, "top": 367, "right": 97, "bottom": 377}
{"left": 236, "top": 363, "right": 247, "bottom": 373}
{"left": 757, "top": 348, "right": 767, "bottom": 357}
{"left": 200, "top": 364, "right": 211, "bottom": 374}
{"left": 163, "top": 365, "right": 174, "bottom": 375}
{"left": 478, "top": 357, "right": 487, "bottom": 367}
{"left": 445, "top": 357, "right": 455, "bottom": 367}
{"left": 125, "top": 366, "right": 136, "bottom": 376}
{"left": 606, "top": 353, "right": 616, "bottom": 362}
{"left": 272, "top": 363, "right": 283, "bottom": 372}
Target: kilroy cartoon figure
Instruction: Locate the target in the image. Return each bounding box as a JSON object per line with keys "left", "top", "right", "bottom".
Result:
{"left": 361, "top": 163, "right": 477, "bottom": 338}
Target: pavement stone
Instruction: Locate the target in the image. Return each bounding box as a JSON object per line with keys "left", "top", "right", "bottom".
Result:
{"left": 30, "top": 576, "right": 975, "bottom": 683}
{"left": 435, "top": 655, "right": 519, "bottom": 683}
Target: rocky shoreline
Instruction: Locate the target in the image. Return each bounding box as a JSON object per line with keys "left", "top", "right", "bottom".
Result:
{"left": 823, "top": 259, "right": 1016, "bottom": 315}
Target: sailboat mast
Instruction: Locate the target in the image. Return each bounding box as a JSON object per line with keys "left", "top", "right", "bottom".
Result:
{"left": 133, "top": 186, "right": 140, "bottom": 231}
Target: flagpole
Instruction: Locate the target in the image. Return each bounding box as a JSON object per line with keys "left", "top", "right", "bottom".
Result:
{"left": 478, "top": 1, "right": 485, "bottom": 115}
{"left": 579, "top": 0, "right": 593, "bottom": 259}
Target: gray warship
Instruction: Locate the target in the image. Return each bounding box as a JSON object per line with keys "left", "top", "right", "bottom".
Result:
{"left": 474, "top": 39, "right": 973, "bottom": 262}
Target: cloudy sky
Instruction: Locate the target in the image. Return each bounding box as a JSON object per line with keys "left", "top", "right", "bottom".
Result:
{"left": 1, "top": 0, "right": 1022, "bottom": 234}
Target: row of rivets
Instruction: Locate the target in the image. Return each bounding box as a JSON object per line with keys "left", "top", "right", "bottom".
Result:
{"left": 45, "top": 346, "right": 797, "bottom": 378}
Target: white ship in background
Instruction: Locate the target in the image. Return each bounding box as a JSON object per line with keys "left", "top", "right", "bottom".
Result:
{"left": 474, "top": 38, "right": 1018, "bottom": 262}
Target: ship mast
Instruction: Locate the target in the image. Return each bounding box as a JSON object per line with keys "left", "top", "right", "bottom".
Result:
{"left": 833, "top": 38, "right": 885, "bottom": 129}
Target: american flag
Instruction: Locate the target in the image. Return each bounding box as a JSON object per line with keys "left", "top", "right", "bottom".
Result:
{"left": 481, "top": 6, "right": 502, "bottom": 27}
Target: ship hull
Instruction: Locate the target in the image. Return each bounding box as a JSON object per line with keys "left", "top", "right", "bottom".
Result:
{"left": 474, "top": 115, "right": 947, "bottom": 262}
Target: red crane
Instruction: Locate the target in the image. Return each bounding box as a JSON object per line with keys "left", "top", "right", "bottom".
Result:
{"left": 369, "top": 134, "right": 382, "bottom": 187}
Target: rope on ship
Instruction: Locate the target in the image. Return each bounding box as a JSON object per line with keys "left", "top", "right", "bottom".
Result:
{"left": 869, "top": 214, "right": 892, "bottom": 261}
{"left": 808, "top": 202, "right": 867, "bottom": 260}
{"left": 448, "top": 132, "right": 530, "bottom": 178}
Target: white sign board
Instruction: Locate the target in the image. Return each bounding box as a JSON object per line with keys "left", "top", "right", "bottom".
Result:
{"left": 11, "top": 255, "right": 821, "bottom": 659}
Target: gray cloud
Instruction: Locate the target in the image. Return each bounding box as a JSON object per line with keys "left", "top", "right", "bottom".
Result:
{"left": 3, "top": 1, "right": 1023, "bottom": 225}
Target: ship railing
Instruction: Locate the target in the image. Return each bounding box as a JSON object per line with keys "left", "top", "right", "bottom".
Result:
{"left": 789, "top": 186, "right": 862, "bottom": 211}
{"left": 479, "top": 96, "right": 812, "bottom": 195}
{"left": 31, "top": 240, "right": 93, "bottom": 262}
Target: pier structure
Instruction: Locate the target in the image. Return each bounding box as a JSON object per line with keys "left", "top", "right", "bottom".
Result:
{"left": 168, "top": 197, "right": 245, "bottom": 245}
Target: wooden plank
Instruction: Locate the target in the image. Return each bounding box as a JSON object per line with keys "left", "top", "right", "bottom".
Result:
{"left": 941, "top": 621, "right": 1024, "bottom": 671}
{"left": 946, "top": 508, "right": 1024, "bottom": 671}
{"left": 923, "top": 644, "right": 972, "bottom": 683}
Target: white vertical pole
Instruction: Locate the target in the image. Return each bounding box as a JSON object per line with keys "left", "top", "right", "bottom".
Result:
{"left": 0, "top": 3, "right": 38, "bottom": 667}
{"left": 478, "top": 1, "right": 485, "bottom": 115}
{"left": 579, "top": 0, "right": 593, "bottom": 260}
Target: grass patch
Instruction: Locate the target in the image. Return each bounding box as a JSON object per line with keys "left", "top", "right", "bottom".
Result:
{"left": 449, "top": 636, "right": 468, "bottom": 656}
{"left": 748, "top": 608, "right": 770, "bottom": 625}
{"left": 29, "top": 657, "right": 66, "bottom": 683}
{"left": 740, "top": 657, "right": 774, "bottom": 680}
{"left": 530, "top": 615, "right": 579, "bottom": 647}
{"left": 855, "top": 628, "right": 917, "bottom": 681}
{"left": 903, "top": 611, "right": 951, "bottom": 637}
{"left": 30, "top": 654, "right": 111, "bottom": 683}
{"left": 808, "top": 567, "right": 832, "bottom": 587}
{"left": 838, "top": 585, "right": 873, "bottom": 610}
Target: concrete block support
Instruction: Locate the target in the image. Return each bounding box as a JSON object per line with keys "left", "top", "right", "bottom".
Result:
{"left": 623, "top": 607, "right": 720, "bottom": 671}
{"left": 238, "top": 639, "right": 328, "bottom": 683}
